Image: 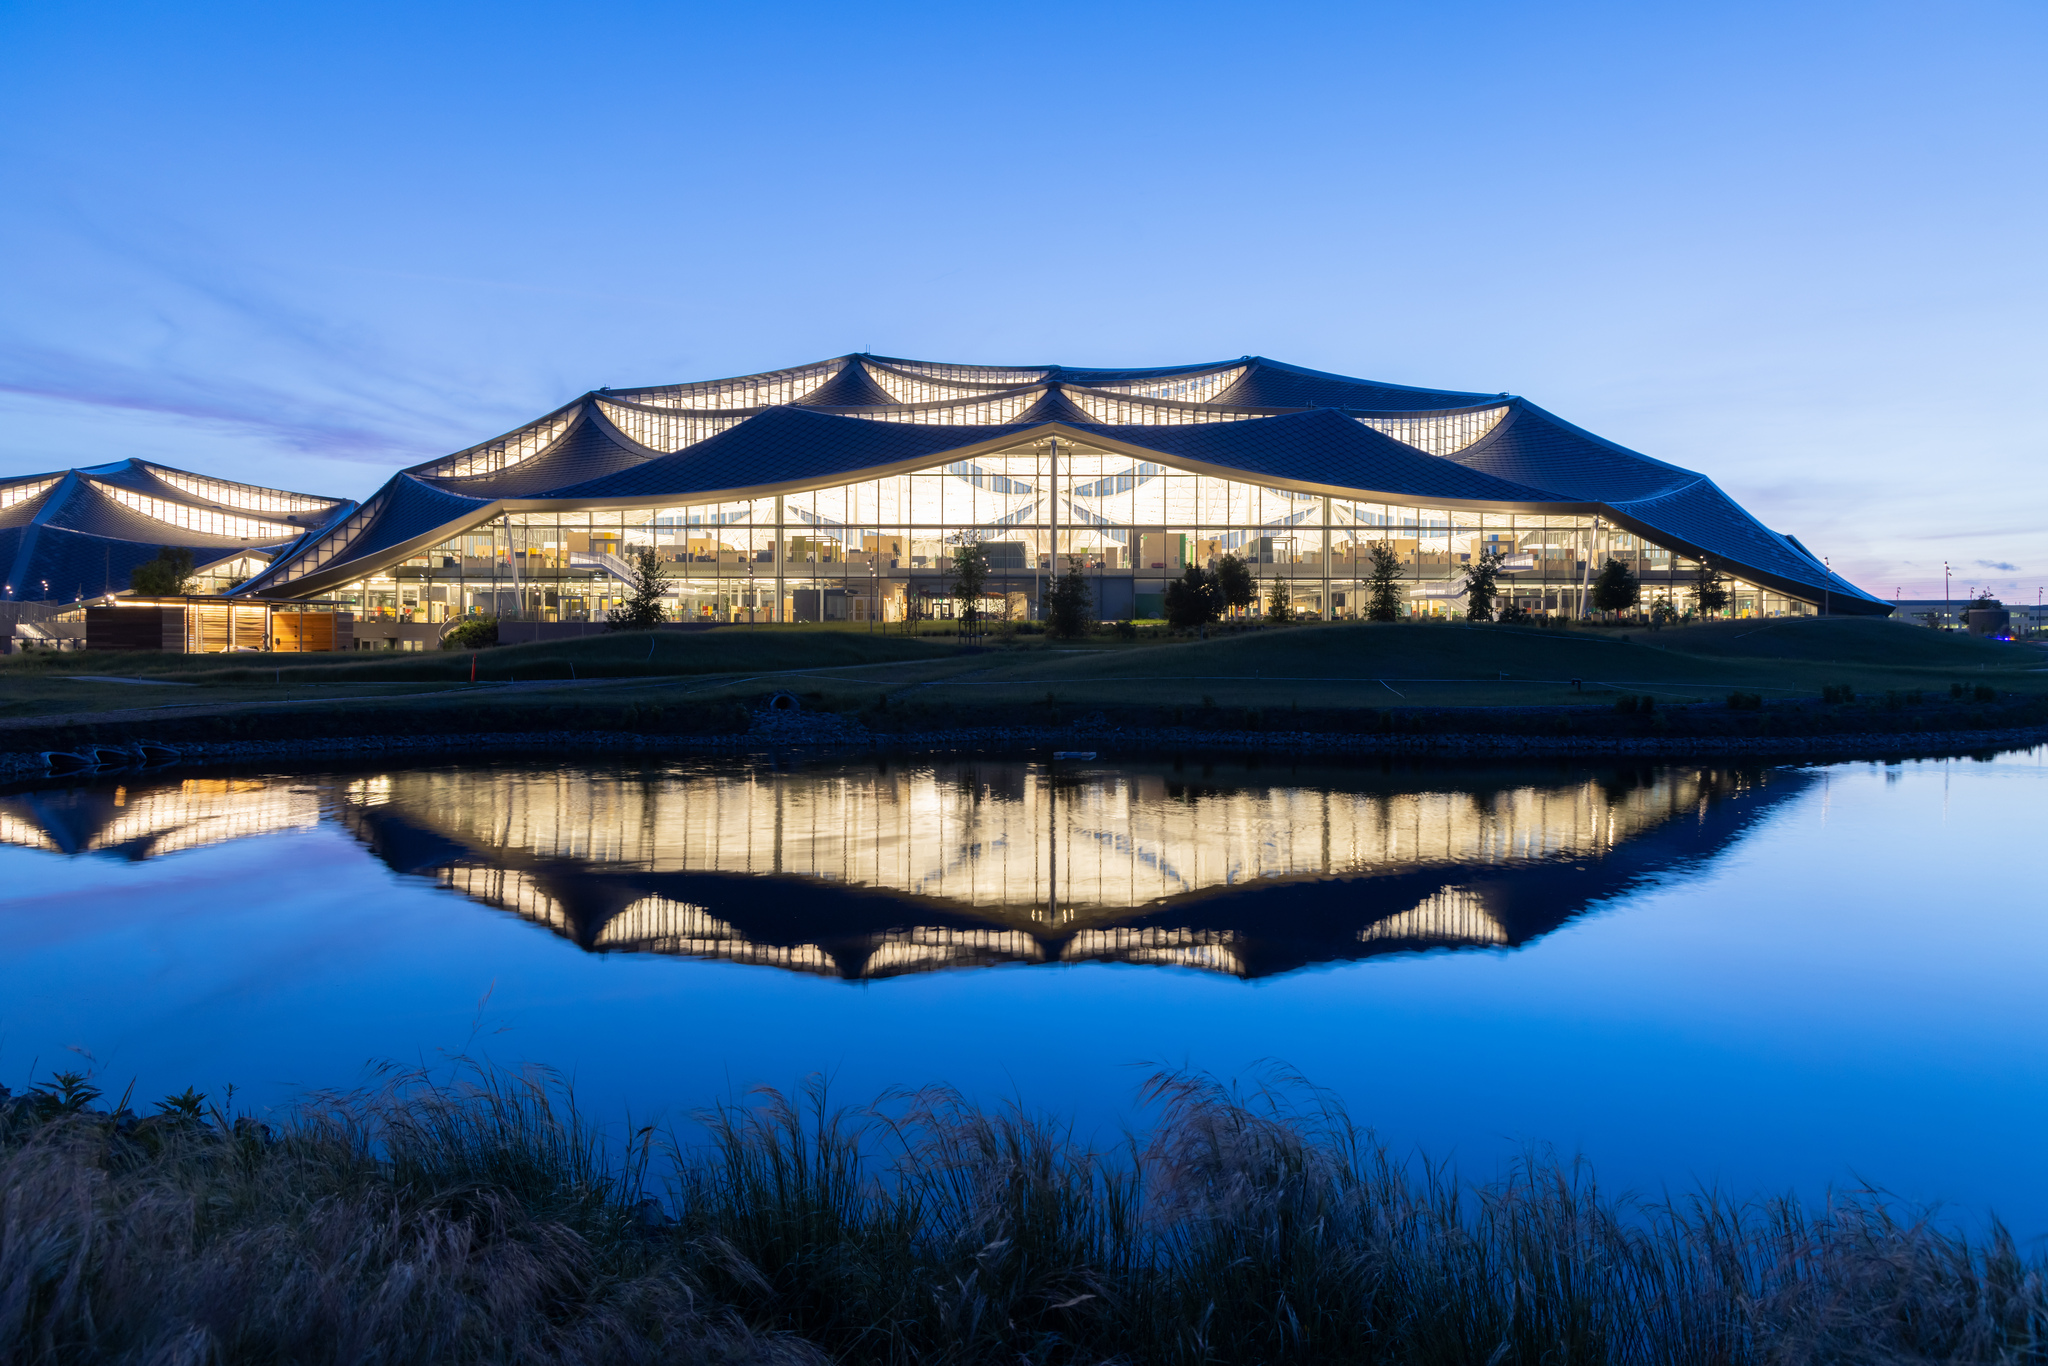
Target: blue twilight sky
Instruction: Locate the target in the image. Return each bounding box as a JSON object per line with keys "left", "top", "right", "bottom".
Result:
{"left": 1, "top": 0, "right": 2042, "bottom": 601}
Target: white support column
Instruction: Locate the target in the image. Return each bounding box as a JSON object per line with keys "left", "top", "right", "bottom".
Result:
{"left": 774, "top": 495, "right": 786, "bottom": 623}
{"left": 1321, "top": 496, "right": 1332, "bottom": 620}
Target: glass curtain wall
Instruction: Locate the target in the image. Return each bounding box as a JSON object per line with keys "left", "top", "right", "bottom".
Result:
{"left": 330, "top": 439, "right": 1815, "bottom": 628}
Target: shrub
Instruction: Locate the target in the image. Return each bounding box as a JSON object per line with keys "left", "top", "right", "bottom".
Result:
{"left": 440, "top": 616, "right": 499, "bottom": 650}
{"left": 1727, "top": 691, "right": 1764, "bottom": 711}
{"left": 1821, "top": 684, "right": 1856, "bottom": 705}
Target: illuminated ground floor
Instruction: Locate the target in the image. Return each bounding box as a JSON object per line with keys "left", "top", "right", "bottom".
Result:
{"left": 330, "top": 516, "right": 1815, "bottom": 634}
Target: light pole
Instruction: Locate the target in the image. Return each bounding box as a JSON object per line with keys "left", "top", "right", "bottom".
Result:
{"left": 1944, "top": 561, "right": 1951, "bottom": 631}
{"left": 1822, "top": 556, "right": 1829, "bottom": 617}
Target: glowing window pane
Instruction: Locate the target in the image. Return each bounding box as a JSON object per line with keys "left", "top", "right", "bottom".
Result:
{"left": 596, "top": 400, "right": 746, "bottom": 452}
{"left": 1357, "top": 406, "right": 1508, "bottom": 457}
{"left": 147, "top": 467, "right": 335, "bottom": 514}
{"left": 1091, "top": 366, "right": 1246, "bottom": 404}
{"left": 0, "top": 477, "right": 58, "bottom": 510}
{"left": 416, "top": 412, "right": 576, "bottom": 478}
{"left": 609, "top": 359, "right": 846, "bottom": 410}
{"left": 89, "top": 481, "right": 303, "bottom": 540}
{"left": 1064, "top": 387, "right": 1263, "bottom": 425}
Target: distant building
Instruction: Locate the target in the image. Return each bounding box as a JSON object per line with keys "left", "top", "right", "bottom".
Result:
{"left": 1, "top": 460, "right": 350, "bottom": 603}
{"left": 1890, "top": 600, "right": 2046, "bottom": 638}
{"left": 219, "top": 354, "right": 1882, "bottom": 637}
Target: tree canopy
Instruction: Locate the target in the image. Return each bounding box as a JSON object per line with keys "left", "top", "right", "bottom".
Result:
{"left": 1213, "top": 552, "right": 1254, "bottom": 618}
{"left": 129, "top": 546, "right": 195, "bottom": 597}
{"left": 1163, "top": 563, "right": 1222, "bottom": 633}
{"left": 1591, "top": 558, "right": 1641, "bottom": 616}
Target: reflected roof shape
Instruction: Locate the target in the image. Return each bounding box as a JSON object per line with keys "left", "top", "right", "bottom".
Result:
{"left": 1, "top": 460, "right": 352, "bottom": 602}
{"left": 327, "top": 758, "right": 1810, "bottom": 980}
{"left": 0, "top": 757, "right": 1813, "bottom": 981}
{"left": 231, "top": 354, "right": 1883, "bottom": 612}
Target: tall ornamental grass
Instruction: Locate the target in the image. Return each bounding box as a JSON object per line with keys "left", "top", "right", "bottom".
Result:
{"left": 1, "top": 1064, "right": 2040, "bottom": 1364}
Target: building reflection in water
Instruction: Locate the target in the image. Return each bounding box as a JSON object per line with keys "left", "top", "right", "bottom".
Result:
{"left": 1, "top": 756, "right": 1810, "bottom": 980}
{"left": 0, "top": 778, "right": 320, "bottom": 861}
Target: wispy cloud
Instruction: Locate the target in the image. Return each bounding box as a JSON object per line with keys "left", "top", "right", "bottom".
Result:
{"left": 1976, "top": 560, "right": 2019, "bottom": 572}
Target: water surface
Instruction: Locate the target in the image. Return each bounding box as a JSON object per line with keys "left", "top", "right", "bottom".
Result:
{"left": 3, "top": 747, "right": 2044, "bottom": 1236}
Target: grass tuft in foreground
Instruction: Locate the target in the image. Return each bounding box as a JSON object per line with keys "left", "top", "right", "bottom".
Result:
{"left": 0, "top": 1063, "right": 2042, "bottom": 1364}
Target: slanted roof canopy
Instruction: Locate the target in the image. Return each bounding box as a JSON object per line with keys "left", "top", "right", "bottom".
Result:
{"left": 231, "top": 353, "right": 1882, "bottom": 612}
{"left": 2, "top": 460, "right": 351, "bottom": 602}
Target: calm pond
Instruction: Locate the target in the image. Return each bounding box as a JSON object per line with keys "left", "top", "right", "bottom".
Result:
{"left": 3, "top": 746, "right": 2045, "bottom": 1236}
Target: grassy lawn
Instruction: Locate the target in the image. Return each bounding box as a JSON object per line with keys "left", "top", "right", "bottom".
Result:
{"left": 2, "top": 617, "right": 2040, "bottom": 738}
{"left": 638, "top": 618, "right": 2046, "bottom": 713}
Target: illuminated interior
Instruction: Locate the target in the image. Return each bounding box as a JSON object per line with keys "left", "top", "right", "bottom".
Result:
{"left": 321, "top": 437, "right": 1817, "bottom": 627}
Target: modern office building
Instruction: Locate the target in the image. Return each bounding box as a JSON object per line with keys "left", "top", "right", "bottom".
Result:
{"left": 30, "top": 355, "right": 1884, "bottom": 632}
{"left": 2, "top": 459, "right": 351, "bottom": 603}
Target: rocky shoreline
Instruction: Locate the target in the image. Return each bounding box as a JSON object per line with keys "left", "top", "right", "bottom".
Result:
{"left": 3, "top": 707, "right": 2043, "bottom": 782}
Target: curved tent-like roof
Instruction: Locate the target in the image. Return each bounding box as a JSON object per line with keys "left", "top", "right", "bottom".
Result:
{"left": 1, "top": 460, "right": 352, "bottom": 602}
{"left": 232, "top": 353, "right": 1883, "bottom": 612}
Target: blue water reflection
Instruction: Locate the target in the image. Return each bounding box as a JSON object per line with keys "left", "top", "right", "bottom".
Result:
{"left": 2, "top": 749, "right": 2043, "bottom": 1238}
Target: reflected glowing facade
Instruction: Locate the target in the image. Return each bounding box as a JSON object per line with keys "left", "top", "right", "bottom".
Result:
{"left": 231, "top": 355, "right": 1884, "bottom": 627}
{"left": 1, "top": 758, "right": 1803, "bottom": 980}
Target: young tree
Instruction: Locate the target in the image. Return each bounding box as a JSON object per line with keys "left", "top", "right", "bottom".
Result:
{"left": 1691, "top": 560, "right": 1729, "bottom": 617}
{"left": 129, "top": 546, "right": 195, "bottom": 597}
{"left": 950, "top": 542, "right": 990, "bottom": 639}
{"left": 1045, "top": 563, "right": 1093, "bottom": 638}
{"left": 1213, "top": 552, "right": 1254, "bottom": 621}
{"left": 1590, "top": 558, "right": 1640, "bottom": 617}
{"left": 1267, "top": 576, "right": 1294, "bottom": 624}
{"left": 1460, "top": 547, "right": 1506, "bottom": 622}
{"left": 605, "top": 546, "right": 670, "bottom": 630}
{"left": 1163, "top": 563, "right": 1222, "bottom": 635}
{"left": 1365, "top": 540, "right": 1404, "bottom": 622}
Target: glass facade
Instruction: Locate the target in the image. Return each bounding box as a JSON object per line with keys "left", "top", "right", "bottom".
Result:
{"left": 329, "top": 437, "right": 1815, "bottom": 629}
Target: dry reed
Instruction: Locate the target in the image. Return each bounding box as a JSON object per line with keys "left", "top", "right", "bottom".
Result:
{"left": 0, "top": 1063, "right": 2040, "bottom": 1364}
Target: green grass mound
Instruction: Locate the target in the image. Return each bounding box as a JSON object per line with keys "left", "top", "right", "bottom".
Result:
{"left": 0, "top": 627, "right": 967, "bottom": 686}
{"left": 1652, "top": 615, "right": 2031, "bottom": 668}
